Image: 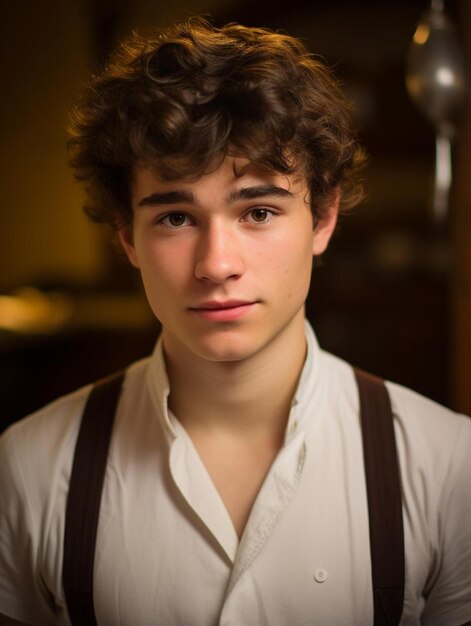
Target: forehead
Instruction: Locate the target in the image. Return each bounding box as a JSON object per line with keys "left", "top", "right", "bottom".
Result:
{"left": 131, "top": 156, "right": 308, "bottom": 201}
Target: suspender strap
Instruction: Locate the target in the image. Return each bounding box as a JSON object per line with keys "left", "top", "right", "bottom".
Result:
{"left": 63, "top": 371, "right": 125, "bottom": 626}
{"left": 355, "top": 368, "right": 405, "bottom": 626}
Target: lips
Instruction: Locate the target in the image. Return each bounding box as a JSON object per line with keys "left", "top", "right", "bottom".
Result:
{"left": 191, "top": 300, "right": 253, "bottom": 311}
{"left": 189, "top": 300, "right": 256, "bottom": 321}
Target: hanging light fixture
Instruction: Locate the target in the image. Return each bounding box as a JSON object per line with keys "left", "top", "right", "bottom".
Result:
{"left": 405, "top": 0, "right": 467, "bottom": 222}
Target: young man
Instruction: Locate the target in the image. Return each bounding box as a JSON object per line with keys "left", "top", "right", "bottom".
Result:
{"left": 1, "top": 18, "right": 470, "bottom": 626}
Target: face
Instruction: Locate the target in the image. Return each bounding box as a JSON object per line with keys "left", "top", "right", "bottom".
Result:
{"left": 120, "top": 157, "right": 338, "bottom": 365}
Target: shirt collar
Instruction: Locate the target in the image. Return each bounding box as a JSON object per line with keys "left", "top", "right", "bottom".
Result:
{"left": 146, "top": 319, "right": 326, "bottom": 443}
{"left": 282, "top": 319, "right": 326, "bottom": 443}
{"left": 146, "top": 335, "right": 177, "bottom": 440}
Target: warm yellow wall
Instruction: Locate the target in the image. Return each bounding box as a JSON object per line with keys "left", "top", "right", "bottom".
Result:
{"left": 0, "top": 1, "right": 106, "bottom": 291}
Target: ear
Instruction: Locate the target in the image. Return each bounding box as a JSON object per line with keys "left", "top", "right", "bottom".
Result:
{"left": 312, "top": 188, "right": 340, "bottom": 256}
{"left": 118, "top": 226, "right": 140, "bottom": 268}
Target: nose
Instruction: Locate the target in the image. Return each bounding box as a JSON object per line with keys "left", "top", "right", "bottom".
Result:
{"left": 194, "top": 222, "right": 245, "bottom": 284}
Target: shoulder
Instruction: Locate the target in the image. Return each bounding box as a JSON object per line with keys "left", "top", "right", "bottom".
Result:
{"left": 2, "top": 356, "right": 151, "bottom": 442}
{"left": 321, "top": 344, "right": 470, "bottom": 455}
{"left": 0, "top": 355, "right": 152, "bottom": 510}
{"left": 318, "top": 347, "right": 471, "bottom": 490}
{"left": 386, "top": 379, "right": 471, "bottom": 475}
{"left": 0, "top": 385, "right": 90, "bottom": 489}
{"left": 321, "top": 349, "right": 471, "bottom": 474}
{"left": 387, "top": 377, "right": 469, "bottom": 433}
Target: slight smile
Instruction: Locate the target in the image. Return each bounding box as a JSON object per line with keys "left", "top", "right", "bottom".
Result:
{"left": 189, "top": 301, "right": 257, "bottom": 322}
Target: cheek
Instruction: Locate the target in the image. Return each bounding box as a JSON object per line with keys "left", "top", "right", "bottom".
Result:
{"left": 133, "top": 240, "right": 182, "bottom": 295}
{"left": 251, "top": 237, "right": 312, "bottom": 307}
{"left": 265, "top": 231, "right": 314, "bottom": 281}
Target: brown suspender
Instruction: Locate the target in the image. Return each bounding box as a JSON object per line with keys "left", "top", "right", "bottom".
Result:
{"left": 63, "top": 368, "right": 404, "bottom": 625}
{"left": 63, "top": 371, "right": 125, "bottom": 626}
{"left": 355, "top": 369, "right": 405, "bottom": 626}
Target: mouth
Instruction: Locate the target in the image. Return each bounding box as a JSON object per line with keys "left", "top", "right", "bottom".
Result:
{"left": 189, "top": 300, "right": 257, "bottom": 321}
{"left": 191, "top": 300, "right": 253, "bottom": 310}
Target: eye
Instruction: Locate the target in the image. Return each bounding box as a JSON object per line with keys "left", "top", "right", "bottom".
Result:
{"left": 243, "top": 208, "right": 275, "bottom": 224}
{"left": 157, "top": 212, "right": 193, "bottom": 228}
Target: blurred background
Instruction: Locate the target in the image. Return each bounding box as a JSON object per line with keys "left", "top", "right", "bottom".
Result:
{"left": 1, "top": 0, "right": 470, "bottom": 431}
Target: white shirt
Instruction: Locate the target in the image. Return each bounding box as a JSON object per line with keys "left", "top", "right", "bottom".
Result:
{"left": 1, "top": 322, "right": 470, "bottom": 625}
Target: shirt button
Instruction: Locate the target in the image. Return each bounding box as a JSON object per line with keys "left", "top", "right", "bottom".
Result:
{"left": 314, "top": 569, "right": 328, "bottom": 583}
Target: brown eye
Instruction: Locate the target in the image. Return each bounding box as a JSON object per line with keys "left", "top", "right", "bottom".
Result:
{"left": 250, "top": 209, "right": 269, "bottom": 222}
{"left": 157, "top": 212, "right": 193, "bottom": 229}
{"left": 168, "top": 213, "right": 187, "bottom": 226}
{"left": 242, "top": 208, "right": 276, "bottom": 225}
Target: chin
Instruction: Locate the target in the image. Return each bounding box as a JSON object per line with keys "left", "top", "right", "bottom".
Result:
{"left": 190, "top": 335, "right": 263, "bottom": 363}
{"left": 194, "top": 346, "right": 255, "bottom": 363}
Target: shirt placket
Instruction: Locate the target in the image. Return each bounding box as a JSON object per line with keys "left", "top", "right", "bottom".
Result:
{"left": 225, "top": 431, "right": 307, "bottom": 595}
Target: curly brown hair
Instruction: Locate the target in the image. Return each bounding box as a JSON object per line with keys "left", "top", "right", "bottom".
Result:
{"left": 68, "top": 17, "right": 365, "bottom": 228}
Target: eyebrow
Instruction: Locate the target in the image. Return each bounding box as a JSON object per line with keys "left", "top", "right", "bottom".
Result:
{"left": 226, "top": 185, "right": 294, "bottom": 203}
{"left": 137, "top": 184, "right": 294, "bottom": 208}
{"left": 137, "top": 190, "right": 195, "bottom": 207}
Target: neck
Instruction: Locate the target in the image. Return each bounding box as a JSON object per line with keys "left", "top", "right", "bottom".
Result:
{"left": 163, "top": 313, "right": 307, "bottom": 443}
